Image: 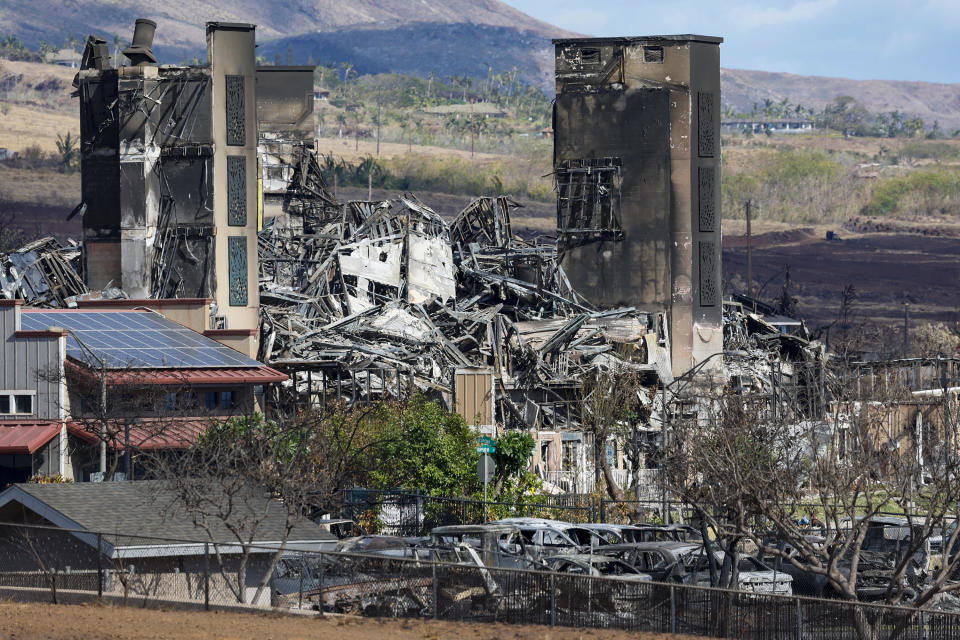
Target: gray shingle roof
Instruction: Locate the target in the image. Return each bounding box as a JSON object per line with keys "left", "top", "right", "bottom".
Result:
{"left": 0, "top": 481, "right": 333, "bottom": 546}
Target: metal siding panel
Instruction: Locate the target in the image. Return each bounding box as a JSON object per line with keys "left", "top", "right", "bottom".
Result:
{"left": 14, "top": 340, "right": 26, "bottom": 389}
{"left": 0, "top": 311, "right": 10, "bottom": 389}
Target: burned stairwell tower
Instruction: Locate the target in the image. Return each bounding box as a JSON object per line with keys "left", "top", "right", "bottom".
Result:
{"left": 76, "top": 21, "right": 260, "bottom": 349}
{"left": 552, "top": 36, "right": 723, "bottom": 375}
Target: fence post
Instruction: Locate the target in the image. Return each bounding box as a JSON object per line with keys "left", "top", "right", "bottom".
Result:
{"left": 461, "top": 498, "right": 467, "bottom": 525}
{"left": 600, "top": 499, "right": 606, "bottom": 523}
{"left": 796, "top": 598, "right": 803, "bottom": 640}
{"left": 298, "top": 563, "right": 304, "bottom": 610}
{"left": 203, "top": 542, "right": 210, "bottom": 611}
{"left": 550, "top": 572, "right": 556, "bottom": 627}
{"left": 670, "top": 584, "right": 677, "bottom": 634}
{"left": 318, "top": 552, "right": 325, "bottom": 617}
{"left": 432, "top": 561, "right": 438, "bottom": 620}
{"left": 96, "top": 532, "right": 103, "bottom": 598}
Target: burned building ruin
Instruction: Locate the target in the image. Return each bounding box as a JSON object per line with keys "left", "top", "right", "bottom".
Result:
{"left": 552, "top": 36, "right": 723, "bottom": 376}
{"left": 0, "top": 18, "right": 829, "bottom": 494}
{"left": 76, "top": 21, "right": 261, "bottom": 353}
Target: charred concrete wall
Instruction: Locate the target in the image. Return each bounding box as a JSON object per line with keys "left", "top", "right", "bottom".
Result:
{"left": 256, "top": 66, "right": 315, "bottom": 230}
{"left": 552, "top": 35, "right": 723, "bottom": 376}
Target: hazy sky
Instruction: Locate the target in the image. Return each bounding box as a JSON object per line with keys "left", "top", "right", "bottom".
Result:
{"left": 505, "top": 0, "right": 960, "bottom": 84}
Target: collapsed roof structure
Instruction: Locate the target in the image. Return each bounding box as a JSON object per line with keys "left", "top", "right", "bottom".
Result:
{"left": 258, "top": 192, "right": 674, "bottom": 434}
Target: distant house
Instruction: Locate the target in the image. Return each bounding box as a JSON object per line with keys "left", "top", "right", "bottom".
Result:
{"left": 313, "top": 86, "right": 330, "bottom": 101}
{"left": 721, "top": 118, "right": 815, "bottom": 134}
{"left": 0, "top": 149, "right": 18, "bottom": 161}
{"left": 0, "top": 481, "right": 334, "bottom": 606}
{"left": 0, "top": 300, "right": 286, "bottom": 485}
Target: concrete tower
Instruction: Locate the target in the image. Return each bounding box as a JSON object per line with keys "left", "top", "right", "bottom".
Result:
{"left": 552, "top": 35, "right": 723, "bottom": 376}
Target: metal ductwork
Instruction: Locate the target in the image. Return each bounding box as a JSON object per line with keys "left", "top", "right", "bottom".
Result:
{"left": 122, "top": 18, "right": 158, "bottom": 66}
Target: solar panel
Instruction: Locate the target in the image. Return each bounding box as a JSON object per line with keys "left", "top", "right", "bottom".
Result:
{"left": 20, "top": 311, "right": 262, "bottom": 370}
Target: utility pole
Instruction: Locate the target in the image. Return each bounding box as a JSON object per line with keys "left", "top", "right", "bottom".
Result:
{"left": 903, "top": 302, "right": 910, "bottom": 357}
{"left": 745, "top": 199, "right": 753, "bottom": 298}
{"left": 376, "top": 86, "right": 381, "bottom": 157}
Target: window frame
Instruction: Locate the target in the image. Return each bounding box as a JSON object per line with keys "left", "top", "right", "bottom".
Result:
{"left": 0, "top": 390, "right": 36, "bottom": 416}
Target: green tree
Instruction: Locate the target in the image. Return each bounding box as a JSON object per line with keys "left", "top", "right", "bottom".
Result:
{"left": 55, "top": 132, "right": 78, "bottom": 173}
{"left": 369, "top": 398, "right": 479, "bottom": 497}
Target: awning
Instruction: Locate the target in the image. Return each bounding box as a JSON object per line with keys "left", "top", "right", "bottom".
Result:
{"left": 0, "top": 421, "right": 62, "bottom": 455}
{"left": 68, "top": 417, "right": 213, "bottom": 451}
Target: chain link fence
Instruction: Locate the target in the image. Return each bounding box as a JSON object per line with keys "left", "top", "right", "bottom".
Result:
{"left": 3, "top": 521, "right": 960, "bottom": 638}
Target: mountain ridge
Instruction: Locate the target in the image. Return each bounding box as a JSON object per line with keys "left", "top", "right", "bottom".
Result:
{"left": 1, "top": 0, "right": 959, "bottom": 128}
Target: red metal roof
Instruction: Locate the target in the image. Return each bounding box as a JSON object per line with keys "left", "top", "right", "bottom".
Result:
{"left": 0, "top": 421, "right": 62, "bottom": 454}
{"left": 65, "top": 361, "right": 287, "bottom": 386}
{"left": 68, "top": 417, "right": 214, "bottom": 451}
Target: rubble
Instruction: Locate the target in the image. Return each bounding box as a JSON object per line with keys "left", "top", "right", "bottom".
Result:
{"left": 0, "top": 236, "right": 87, "bottom": 306}
{"left": 258, "top": 192, "right": 671, "bottom": 431}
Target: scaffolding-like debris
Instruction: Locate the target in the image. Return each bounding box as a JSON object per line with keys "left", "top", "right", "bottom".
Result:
{"left": 258, "top": 194, "right": 671, "bottom": 431}
{"left": 0, "top": 237, "right": 87, "bottom": 307}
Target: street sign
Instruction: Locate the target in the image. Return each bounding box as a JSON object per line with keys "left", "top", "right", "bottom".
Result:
{"left": 476, "top": 436, "right": 496, "bottom": 454}
{"left": 477, "top": 454, "right": 496, "bottom": 483}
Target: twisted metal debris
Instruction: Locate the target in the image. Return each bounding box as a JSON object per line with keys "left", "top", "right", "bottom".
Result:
{"left": 258, "top": 191, "right": 672, "bottom": 431}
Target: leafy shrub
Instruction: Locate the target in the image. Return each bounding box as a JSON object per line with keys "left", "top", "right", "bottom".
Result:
{"left": 863, "top": 169, "right": 960, "bottom": 217}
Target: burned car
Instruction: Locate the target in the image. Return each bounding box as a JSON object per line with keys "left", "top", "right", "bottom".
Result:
{"left": 490, "top": 518, "right": 609, "bottom": 557}
{"left": 594, "top": 542, "right": 688, "bottom": 583}
{"left": 544, "top": 554, "right": 652, "bottom": 615}
{"left": 676, "top": 544, "right": 794, "bottom": 596}
{"left": 767, "top": 517, "right": 926, "bottom": 601}
{"left": 429, "top": 524, "right": 543, "bottom": 569}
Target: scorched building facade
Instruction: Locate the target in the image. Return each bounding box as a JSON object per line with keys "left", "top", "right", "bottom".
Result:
{"left": 552, "top": 35, "right": 723, "bottom": 375}
{"left": 76, "top": 21, "right": 260, "bottom": 350}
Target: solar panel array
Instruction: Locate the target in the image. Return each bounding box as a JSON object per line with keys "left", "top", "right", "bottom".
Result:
{"left": 20, "top": 311, "right": 262, "bottom": 369}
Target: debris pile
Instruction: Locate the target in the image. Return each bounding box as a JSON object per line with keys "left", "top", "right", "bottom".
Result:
{"left": 0, "top": 237, "right": 86, "bottom": 306}
{"left": 722, "top": 295, "right": 824, "bottom": 417}
{"left": 258, "top": 195, "right": 671, "bottom": 430}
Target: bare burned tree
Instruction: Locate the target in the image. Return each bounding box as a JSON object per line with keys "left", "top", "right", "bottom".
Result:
{"left": 579, "top": 365, "right": 656, "bottom": 504}
{"left": 42, "top": 359, "right": 197, "bottom": 482}
{"left": 150, "top": 404, "right": 383, "bottom": 605}
{"left": 663, "top": 367, "right": 960, "bottom": 640}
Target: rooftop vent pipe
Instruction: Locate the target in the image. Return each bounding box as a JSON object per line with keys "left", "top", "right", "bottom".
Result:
{"left": 122, "top": 18, "right": 157, "bottom": 66}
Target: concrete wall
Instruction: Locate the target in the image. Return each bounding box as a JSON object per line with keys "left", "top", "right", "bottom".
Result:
{"left": 207, "top": 23, "right": 260, "bottom": 342}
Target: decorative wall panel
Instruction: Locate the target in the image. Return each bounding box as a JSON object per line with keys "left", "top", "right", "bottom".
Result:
{"left": 228, "top": 236, "right": 248, "bottom": 306}
{"left": 698, "top": 166, "right": 716, "bottom": 232}
{"left": 699, "top": 241, "right": 718, "bottom": 307}
{"left": 227, "top": 155, "right": 246, "bottom": 226}
{"left": 225, "top": 75, "right": 245, "bottom": 146}
{"left": 697, "top": 91, "right": 715, "bottom": 158}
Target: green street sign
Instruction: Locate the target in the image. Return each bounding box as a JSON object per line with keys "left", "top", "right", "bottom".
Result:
{"left": 476, "top": 435, "right": 495, "bottom": 454}
{"left": 476, "top": 436, "right": 496, "bottom": 454}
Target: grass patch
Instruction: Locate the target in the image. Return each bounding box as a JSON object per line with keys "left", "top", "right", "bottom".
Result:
{"left": 320, "top": 152, "right": 554, "bottom": 202}
{"left": 863, "top": 168, "right": 960, "bottom": 217}
{"left": 722, "top": 147, "right": 869, "bottom": 223}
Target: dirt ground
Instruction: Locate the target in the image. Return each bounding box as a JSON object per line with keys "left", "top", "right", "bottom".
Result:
{"left": 0, "top": 601, "right": 697, "bottom": 640}
{"left": 722, "top": 226, "right": 960, "bottom": 329}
